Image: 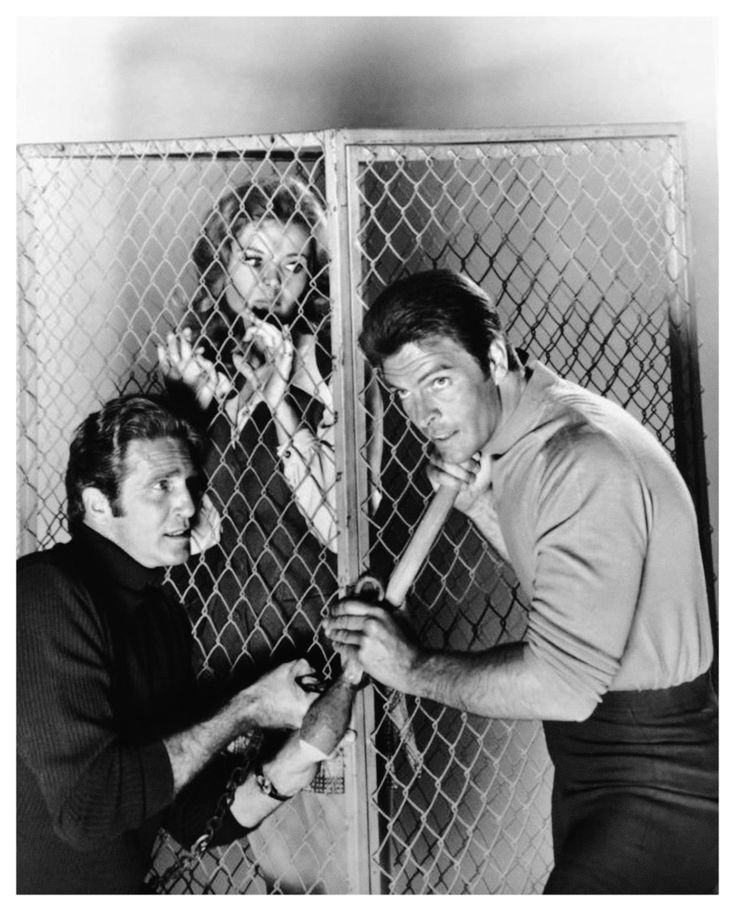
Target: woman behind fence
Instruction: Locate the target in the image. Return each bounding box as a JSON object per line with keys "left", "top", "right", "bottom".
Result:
{"left": 158, "top": 177, "right": 372, "bottom": 894}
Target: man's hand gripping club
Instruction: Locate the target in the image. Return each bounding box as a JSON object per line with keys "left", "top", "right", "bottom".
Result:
{"left": 323, "top": 482, "right": 460, "bottom": 693}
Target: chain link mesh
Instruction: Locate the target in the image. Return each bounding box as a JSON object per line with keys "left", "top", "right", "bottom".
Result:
{"left": 17, "top": 128, "right": 705, "bottom": 894}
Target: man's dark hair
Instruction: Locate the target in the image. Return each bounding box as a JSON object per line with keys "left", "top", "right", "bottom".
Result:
{"left": 65, "top": 394, "right": 204, "bottom": 532}
{"left": 359, "top": 269, "right": 517, "bottom": 375}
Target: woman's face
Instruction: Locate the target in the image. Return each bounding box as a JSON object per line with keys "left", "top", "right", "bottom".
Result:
{"left": 224, "top": 218, "right": 311, "bottom": 324}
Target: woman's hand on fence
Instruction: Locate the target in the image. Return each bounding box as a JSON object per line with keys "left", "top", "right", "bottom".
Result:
{"left": 189, "top": 493, "right": 222, "bottom": 556}
{"left": 232, "top": 317, "right": 294, "bottom": 413}
{"left": 158, "top": 329, "right": 233, "bottom": 410}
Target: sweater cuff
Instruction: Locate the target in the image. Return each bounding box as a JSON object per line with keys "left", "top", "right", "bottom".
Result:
{"left": 207, "top": 808, "right": 254, "bottom": 847}
{"left": 143, "top": 740, "right": 176, "bottom": 813}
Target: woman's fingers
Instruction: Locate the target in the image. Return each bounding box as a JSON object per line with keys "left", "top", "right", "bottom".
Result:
{"left": 165, "top": 331, "right": 181, "bottom": 366}
{"left": 231, "top": 353, "right": 259, "bottom": 383}
{"left": 157, "top": 343, "right": 170, "bottom": 372}
{"left": 193, "top": 351, "right": 217, "bottom": 375}
{"left": 244, "top": 321, "right": 292, "bottom": 356}
{"left": 165, "top": 327, "right": 199, "bottom": 366}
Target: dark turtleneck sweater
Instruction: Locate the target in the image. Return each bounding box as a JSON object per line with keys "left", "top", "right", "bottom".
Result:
{"left": 17, "top": 525, "right": 249, "bottom": 894}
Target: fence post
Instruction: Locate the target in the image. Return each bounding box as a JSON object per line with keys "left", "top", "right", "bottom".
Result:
{"left": 16, "top": 150, "right": 40, "bottom": 556}
{"left": 663, "top": 129, "right": 718, "bottom": 685}
{"left": 324, "top": 129, "right": 381, "bottom": 894}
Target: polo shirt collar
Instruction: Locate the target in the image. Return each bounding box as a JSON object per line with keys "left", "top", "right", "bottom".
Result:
{"left": 487, "top": 360, "right": 559, "bottom": 457}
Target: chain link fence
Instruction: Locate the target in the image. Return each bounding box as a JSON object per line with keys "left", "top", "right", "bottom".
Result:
{"left": 16, "top": 127, "right": 712, "bottom": 894}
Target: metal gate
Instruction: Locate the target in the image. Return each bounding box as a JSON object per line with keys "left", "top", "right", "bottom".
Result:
{"left": 16, "top": 127, "right": 713, "bottom": 894}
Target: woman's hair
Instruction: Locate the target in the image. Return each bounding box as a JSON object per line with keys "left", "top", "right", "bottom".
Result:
{"left": 183, "top": 176, "right": 331, "bottom": 379}
{"left": 66, "top": 394, "right": 203, "bottom": 532}
{"left": 190, "top": 176, "right": 329, "bottom": 324}
{"left": 359, "top": 269, "right": 517, "bottom": 376}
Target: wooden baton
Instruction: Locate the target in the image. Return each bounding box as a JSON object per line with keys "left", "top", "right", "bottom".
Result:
{"left": 298, "top": 483, "right": 459, "bottom": 758}
{"left": 384, "top": 483, "right": 459, "bottom": 608}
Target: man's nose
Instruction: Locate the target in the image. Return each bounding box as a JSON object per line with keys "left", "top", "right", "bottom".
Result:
{"left": 174, "top": 485, "right": 196, "bottom": 518}
{"left": 410, "top": 394, "right": 438, "bottom": 433}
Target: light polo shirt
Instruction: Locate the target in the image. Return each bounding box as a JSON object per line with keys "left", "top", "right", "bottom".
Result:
{"left": 488, "top": 361, "right": 712, "bottom": 699}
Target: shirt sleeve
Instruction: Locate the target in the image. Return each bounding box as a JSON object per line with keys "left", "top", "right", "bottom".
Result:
{"left": 278, "top": 375, "right": 386, "bottom": 553}
{"left": 277, "top": 407, "right": 339, "bottom": 553}
{"left": 17, "top": 560, "right": 175, "bottom": 850}
{"left": 525, "top": 429, "right": 650, "bottom": 702}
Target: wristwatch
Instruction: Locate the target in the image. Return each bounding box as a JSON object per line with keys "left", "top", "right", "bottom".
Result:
{"left": 253, "top": 763, "right": 292, "bottom": 802}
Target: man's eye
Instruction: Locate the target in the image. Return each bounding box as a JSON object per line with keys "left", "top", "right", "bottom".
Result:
{"left": 431, "top": 376, "right": 451, "bottom": 391}
{"left": 154, "top": 480, "right": 170, "bottom": 492}
{"left": 283, "top": 261, "right": 306, "bottom": 275}
{"left": 393, "top": 389, "right": 411, "bottom": 402}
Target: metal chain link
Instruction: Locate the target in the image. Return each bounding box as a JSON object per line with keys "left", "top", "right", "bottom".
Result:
{"left": 146, "top": 730, "right": 264, "bottom": 893}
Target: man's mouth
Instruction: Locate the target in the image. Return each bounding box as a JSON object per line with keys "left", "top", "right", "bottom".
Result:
{"left": 164, "top": 528, "right": 190, "bottom": 540}
{"left": 429, "top": 430, "right": 456, "bottom": 443}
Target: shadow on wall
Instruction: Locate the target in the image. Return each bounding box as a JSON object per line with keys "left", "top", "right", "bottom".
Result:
{"left": 111, "top": 17, "right": 515, "bottom": 135}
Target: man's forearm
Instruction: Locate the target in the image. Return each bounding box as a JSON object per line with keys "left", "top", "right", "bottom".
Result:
{"left": 228, "top": 733, "right": 316, "bottom": 829}
{"left": 323, "top": 603, "right": 596, "bottom": 721}
{"left": 404, "top": 642, "right": 596, "bottom": 722}
{"left": 163, "top": 690, "right": 265, "bottom": 794}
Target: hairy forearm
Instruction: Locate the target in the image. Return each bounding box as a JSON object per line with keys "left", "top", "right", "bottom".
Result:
{"left": 163, "top": 690, "right": 265, "bottom": 794}
{"left": 404, "top": 642, "right": 596, "bottom": 722}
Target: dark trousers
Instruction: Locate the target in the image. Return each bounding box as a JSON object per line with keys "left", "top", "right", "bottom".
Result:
{"left": 543, "top": 672, "right": 718, "bottom": 894}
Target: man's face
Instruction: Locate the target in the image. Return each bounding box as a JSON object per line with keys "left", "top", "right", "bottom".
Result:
{"left": 103, "top": 437, "right": 200, "bottom": 568}
{"left": 225, "top": 218, "right": 311, "bottom": 325}
{"left": 382, "top": 337, "right": 499, "bottom": 464}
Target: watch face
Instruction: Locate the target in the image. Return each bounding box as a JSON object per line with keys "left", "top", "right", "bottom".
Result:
{"left": 255, "top": 767, "right": 290, "bottom": 802}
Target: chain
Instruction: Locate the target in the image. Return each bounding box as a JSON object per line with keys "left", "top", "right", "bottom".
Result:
{"left": 146, "top": 729, "right": 264, "bottom": 893}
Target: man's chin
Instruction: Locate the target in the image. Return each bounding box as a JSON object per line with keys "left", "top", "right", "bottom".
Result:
{"left": 433, "top": 441, "right": 474, "bottom": 466}
{"left": 163, "top": 536, "right": 192, "bottom": 565}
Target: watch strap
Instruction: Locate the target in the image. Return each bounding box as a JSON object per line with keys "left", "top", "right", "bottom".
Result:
{"left": 253, "top": 763, "right": 292, "bottom": 802}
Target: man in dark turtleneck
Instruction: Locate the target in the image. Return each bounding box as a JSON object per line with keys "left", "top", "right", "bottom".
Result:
{"left": 17, "top": 395, "right": 323, "bottom": 894}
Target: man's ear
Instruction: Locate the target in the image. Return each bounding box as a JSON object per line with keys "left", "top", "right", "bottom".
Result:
{"left": 488, "top": 338, "right": 509, "bottom": 385}
{"left": 81, "top": 487, "right": 113, "bottom": 528}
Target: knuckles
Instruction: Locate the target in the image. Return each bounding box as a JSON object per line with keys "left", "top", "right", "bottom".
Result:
{"left": 363, "top": 618, "right": 381, "bottom": 637}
